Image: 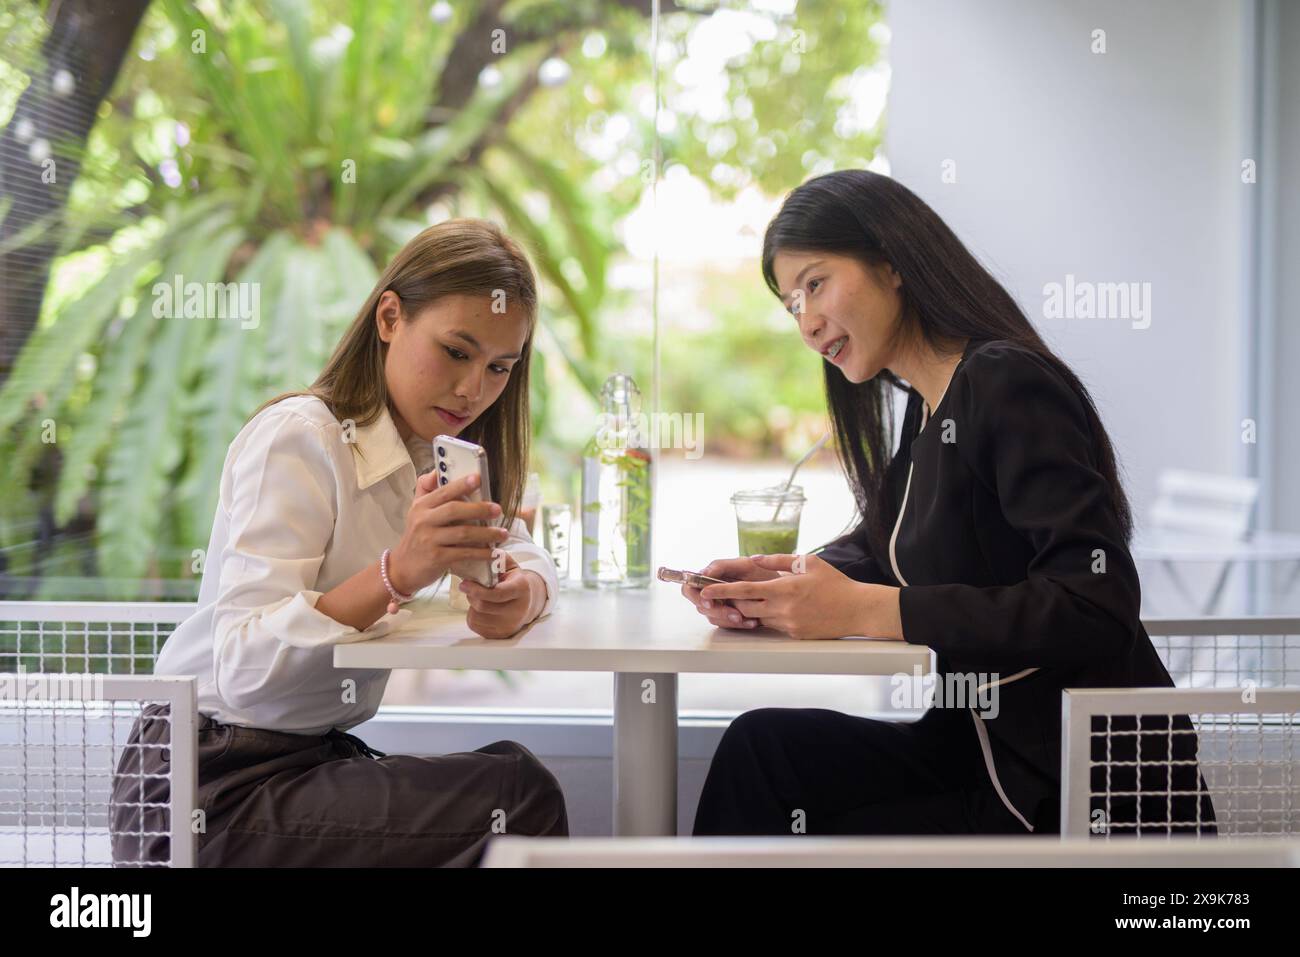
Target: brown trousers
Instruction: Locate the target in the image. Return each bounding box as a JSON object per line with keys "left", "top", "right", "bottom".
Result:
{"left": 110, "top": 704, "right": 568, "bottom": 867}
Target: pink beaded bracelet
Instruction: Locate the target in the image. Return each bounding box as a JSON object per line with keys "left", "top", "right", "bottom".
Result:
{"left": 380, "top": 548, "right": 414, "bottom": 615}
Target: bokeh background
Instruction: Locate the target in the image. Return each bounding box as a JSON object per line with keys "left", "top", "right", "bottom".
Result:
{"left": 2, "top": 0, "right": 1298, "bottom": 713}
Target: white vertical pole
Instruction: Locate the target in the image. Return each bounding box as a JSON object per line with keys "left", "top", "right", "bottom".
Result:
{"left": 613, "top": 671, "right": 678, "bottom": 836}
{"left": 1060, "top": 691, "right": 1092, "bottom": 837}
{"left": 168, "top": 678, "right": 198, "bottom": 868}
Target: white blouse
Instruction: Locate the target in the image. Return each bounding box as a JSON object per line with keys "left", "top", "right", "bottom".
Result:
{"left": 154, "top": 394, "right": 559, "bottom": 735}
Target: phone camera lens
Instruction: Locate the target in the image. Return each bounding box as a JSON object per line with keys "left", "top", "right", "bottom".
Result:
{"left": 439, "top": 475, "right": 447, "bottom": 485}
{"left": 436, "top": 446, "right": 445, "bottom": 457}
{"left": 438, "top": 461, "right": 447, "bottom": 472}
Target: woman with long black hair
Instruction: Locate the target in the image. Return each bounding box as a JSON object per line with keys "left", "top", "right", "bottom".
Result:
{"left": 682, "top": 170, "right": 1214, "bottom": 837}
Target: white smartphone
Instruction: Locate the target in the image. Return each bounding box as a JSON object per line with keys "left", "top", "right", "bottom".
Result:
{"left": 433, "top": 434, "right": 500, "bottom": 588}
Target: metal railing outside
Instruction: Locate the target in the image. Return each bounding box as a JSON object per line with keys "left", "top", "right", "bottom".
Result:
{"left": 0, "top": 673, "right": 197, "bottom": 867}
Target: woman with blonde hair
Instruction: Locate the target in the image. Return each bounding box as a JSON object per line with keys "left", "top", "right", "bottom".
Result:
{"left": 111, "top": 219, "right": 567, "bottom": 866}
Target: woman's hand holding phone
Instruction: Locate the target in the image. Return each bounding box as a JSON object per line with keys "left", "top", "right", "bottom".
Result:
{"left": 387, "top": 471, "right": 509, "bottom": 595}
{"left": 695, "top": 553, "right": 905, "bottom": 641}
{"left": 679, "top": 557, "right": 780, "bottom": 630}
{"left": 458, "top": 552, "right": 547, "bottom": 640}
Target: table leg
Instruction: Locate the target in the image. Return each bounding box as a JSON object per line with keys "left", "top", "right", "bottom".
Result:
{"left": 1160, "top": 559, "right": 1199, "bottom": 612}
{"left": 613, "top": 672, "right": 678, "bottom": 836}
{"left": 1202, "top": 561, "right": 1236, "bottom": 616}
{"left": 1279, "top": 559, "right": 1300, "bottom": 597}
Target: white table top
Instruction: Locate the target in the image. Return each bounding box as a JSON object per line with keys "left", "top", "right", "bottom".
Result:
{"left": 333, "top": 584, "right": 930, "bottom": 675}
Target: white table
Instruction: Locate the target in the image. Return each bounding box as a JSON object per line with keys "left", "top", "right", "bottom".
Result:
{"left": 1133, "top": 529, "right": 1300, "bottom": 615}
{"left": 334, "top": 586, "right": 931, "bottom": 836}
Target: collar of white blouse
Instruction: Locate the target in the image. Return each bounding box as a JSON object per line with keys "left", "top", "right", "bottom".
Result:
{"left": 351, "top": 403, "right": 436, "bottom": 491}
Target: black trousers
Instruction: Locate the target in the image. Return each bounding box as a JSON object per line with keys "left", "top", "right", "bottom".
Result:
{"left": 111, "top": 704, "right": 568, "bottom": 867}
{"left": 693, "top": 706, "right": 1036, "bottom": 836}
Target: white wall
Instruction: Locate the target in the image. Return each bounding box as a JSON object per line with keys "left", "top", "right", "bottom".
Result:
{"left": 887, "top": 0, "right": 1251, "bottom": 522}
{"left": 1268, "top": 2, "right": 1300, "bottom": 535}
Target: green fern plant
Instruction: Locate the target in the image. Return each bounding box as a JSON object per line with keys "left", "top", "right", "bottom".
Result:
{"left": 0, "top": 0, "right": 617, "bottom": 599}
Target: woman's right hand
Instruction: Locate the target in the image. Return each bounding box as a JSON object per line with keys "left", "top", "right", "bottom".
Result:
{"left": 680, "top": 557, "right": 781, "bottom": 630}
{"left": 387, "top": 471, "right": 509, "bottom": 595}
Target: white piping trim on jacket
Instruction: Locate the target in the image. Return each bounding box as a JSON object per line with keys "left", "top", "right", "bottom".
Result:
{"left": 975, "top": 667, "right": 1040, "bottom": 695}
{"left": 970, "top": 709, "right": 1035, "bottom": 831}
{"left": 888, "top": 460, "right": 917, "bottom": 587}
{"left": 889, "top": 399, "right": 1035, "bottom": 833}
{"left": 888, "top": 404, "right": 927, "bottom": 586}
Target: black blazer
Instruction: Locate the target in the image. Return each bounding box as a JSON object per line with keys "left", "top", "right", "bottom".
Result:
{"left": 817, "top": 338, "right": 1214, "bottom": 834}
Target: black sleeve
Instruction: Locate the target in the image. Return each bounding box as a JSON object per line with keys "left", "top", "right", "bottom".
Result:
{"left": 898, "top": 344, "right": 1141, "bottom": 670}
{"left": 814, "top": 522, "right": 893, "bottom": 584}
{"left": 813, "top": 390, "right": 922, "bottom": 587}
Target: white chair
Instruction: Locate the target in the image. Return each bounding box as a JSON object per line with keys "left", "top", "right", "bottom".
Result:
{"left": 1135, "top": 470, "right": 1300, "bottom": 614}
{"left": 1148, "top": 469, "right": 1259, "bottom": 540}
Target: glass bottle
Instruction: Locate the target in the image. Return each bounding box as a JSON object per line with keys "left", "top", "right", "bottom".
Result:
{"left": 581, "top": 373, "right": 652, "bottom": 588}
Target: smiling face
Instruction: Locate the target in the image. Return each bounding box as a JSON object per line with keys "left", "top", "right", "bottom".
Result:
{"left": 771, "top": 250, "right": 905, "bottom": 384}
{"left": 376, "top": 291, "right": 529, "bottom": 441}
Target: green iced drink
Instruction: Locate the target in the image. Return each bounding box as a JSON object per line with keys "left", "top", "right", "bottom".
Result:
{"left": 731, "top": 485, "right": 805, "bottom": 557}
{"left": 737, "top": 521, "right": 799, "bottom": 556}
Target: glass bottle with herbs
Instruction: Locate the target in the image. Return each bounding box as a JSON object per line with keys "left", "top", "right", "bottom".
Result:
{"left": 581, "top": 373, "right": 652, "bottom": 588}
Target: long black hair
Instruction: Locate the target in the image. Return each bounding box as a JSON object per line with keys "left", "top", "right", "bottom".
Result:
{"left": 761, "top": 169, "right": 1133, "bottom": 567}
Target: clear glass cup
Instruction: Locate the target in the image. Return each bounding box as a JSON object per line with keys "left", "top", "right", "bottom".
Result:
{"left": 730, "top": 485, "right": 805, "bottom": 557}
{"left": 541, "top": 503, "right": 573, "bottom": 582}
